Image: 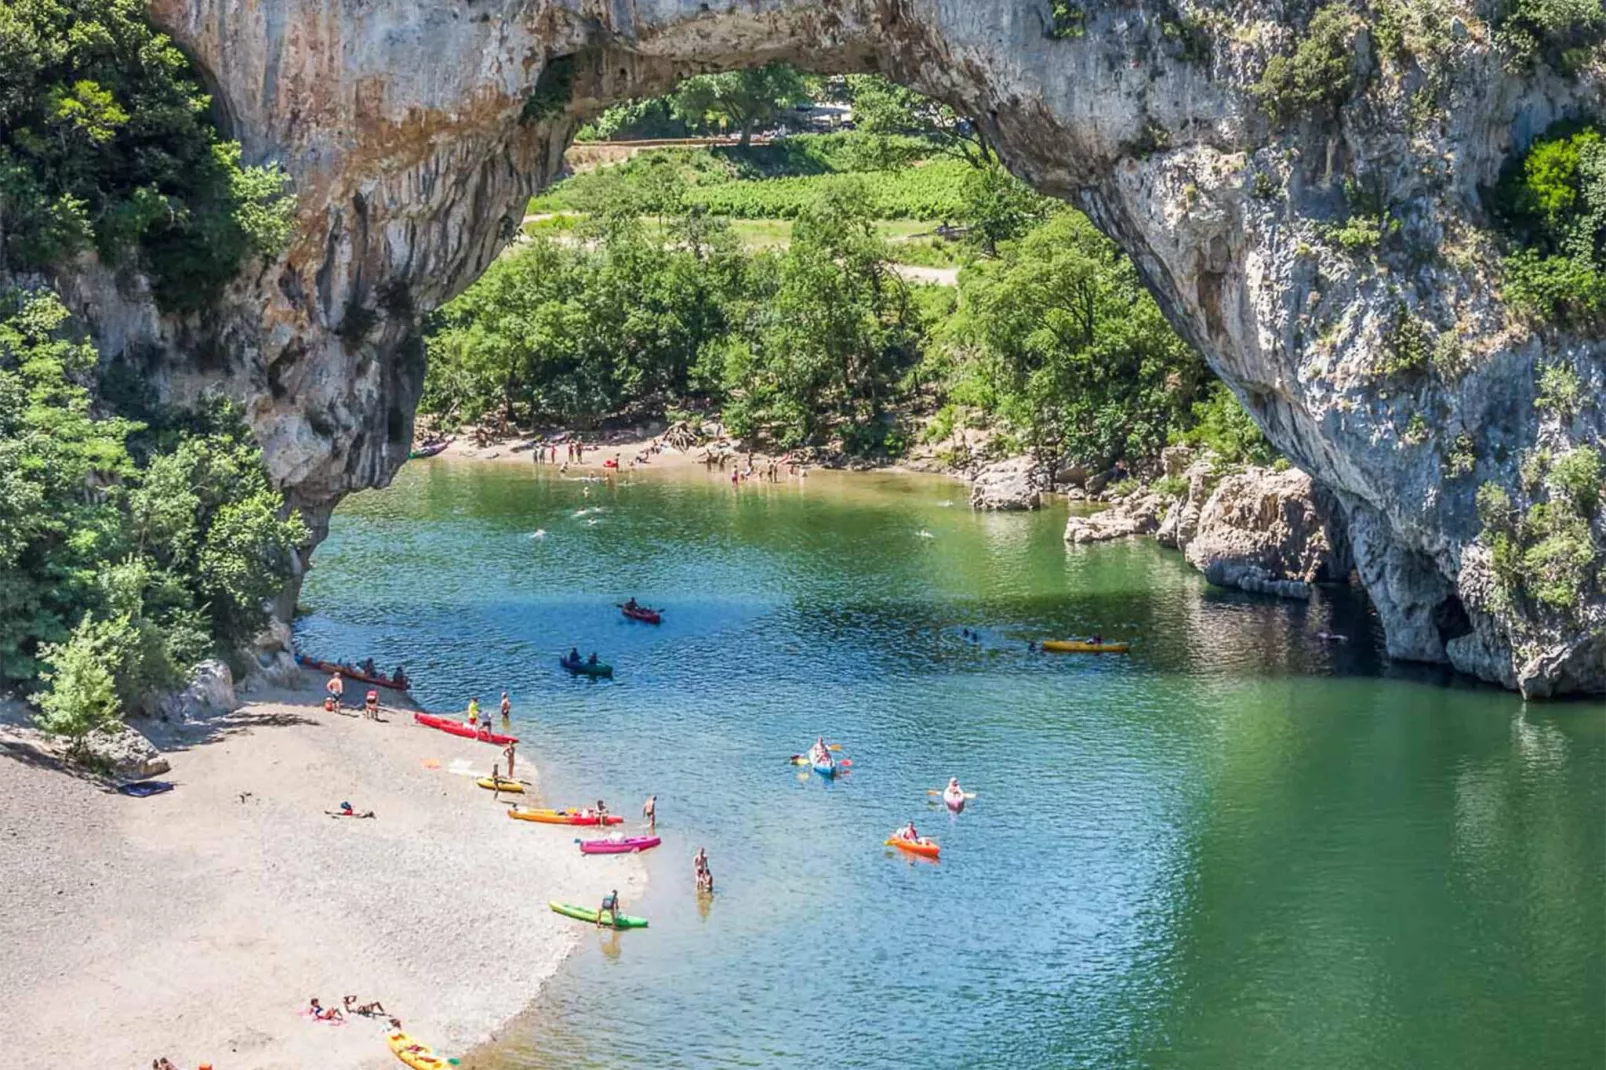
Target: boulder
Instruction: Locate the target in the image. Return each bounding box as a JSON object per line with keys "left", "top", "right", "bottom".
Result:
{"left": 970, "top": 456, "right": 1041, "bottom": 511}
{"left": 1183, "top": 467, "right": 1348, "bottom": 600}
{"left": 86, "top": 723, "right": 170, "bottom": 779}
{"left": 1160, "top": 445, "right": 1195, "bottom": 477}
{"left": 159, "top": 659, "right": 240, "bottom": 721}
{"left": 1064, "top": 494, "right": 1165, "bottom": 544}
{"left": 240, "top": 618, "right": 302, "bottom": 692}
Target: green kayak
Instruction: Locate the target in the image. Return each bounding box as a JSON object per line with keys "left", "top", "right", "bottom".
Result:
{"left": 560, "top": 656, "right": 613, "bottom": 678}
{"left": 549, "top": 900, "right": 648, "bottom": 929}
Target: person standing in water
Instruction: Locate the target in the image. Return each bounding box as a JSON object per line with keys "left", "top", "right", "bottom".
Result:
{"left": 466, "top": 696, "right": 480, "bottom": 726}
{"left": 499, "top": 691, "right": 511, "bottom": 723}
{"left": 642, "top": 794, "right": 656, "bottom": 831}
{"left": 598, "top": 888, "right": 620, "bottom": 928}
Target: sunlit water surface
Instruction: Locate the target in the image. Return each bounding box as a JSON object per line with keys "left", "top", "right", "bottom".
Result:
{"left": 298, "top": 461, "right": 1605, "bottom": 1070}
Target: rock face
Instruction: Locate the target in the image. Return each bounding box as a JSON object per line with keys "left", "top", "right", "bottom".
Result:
{"left": 54, "top": 0, "right": 1600, "bottom": 694}
{"left": 1179, "top": 467, "right": 1350, "bottom": 600}
{"left": 1065, "top": 493, "right": 1165, "bottom": 543}
{"left": 158, "top": 660, "right": 240, "bottom": 722}
{"left": 971, "top": 456, "right": 1042, "bottom": 511}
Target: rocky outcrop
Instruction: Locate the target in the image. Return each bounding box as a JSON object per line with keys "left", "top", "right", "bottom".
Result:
{"left": 52, "top": 0, "right": 1600, "bottom": 694}
{"left": 1065, "top": 493, "right": 1165, "bottom": 543}
{"left": 86, "top": 725, "right": 171, "bottom": 780}
{"left": 158, "top": 660, "right": 240, "bottom": 723}
{"left": 1181, "top": 467, "right": 1349, "bottom": 599}
{"left": 971, "top": 456, "right": 1042, "bottom": 511}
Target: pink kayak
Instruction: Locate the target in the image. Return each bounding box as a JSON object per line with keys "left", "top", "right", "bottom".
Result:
{"left": 578, "top": 835, "right": 661, "bottom": 855}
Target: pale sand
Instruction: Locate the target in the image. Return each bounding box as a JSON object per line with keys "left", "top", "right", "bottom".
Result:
{"left": 0, "top": 684, "right": 646, "bottom": 1069}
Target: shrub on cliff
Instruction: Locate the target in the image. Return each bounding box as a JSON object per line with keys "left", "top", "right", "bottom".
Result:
{"left": 0, "top": 288, "right": 306, "bottom": 720}
{"left": 1252, "top": 5, "right": 1364, "bottom": 122}
{"left": 1494, "top": 124, "right": 1606, "bottom": 329}
{"left": 0, "top": 0, "right": 293, "bottom": 311}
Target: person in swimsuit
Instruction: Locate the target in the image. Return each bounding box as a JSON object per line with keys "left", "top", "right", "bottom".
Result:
{"left": 599, "top": 889, "right": 620, "bottom": 928}
{"left": 309, "top": 997, "right": 344, "bottom": 1021}
{"left": 899, "top": 821, "right": 920, "bottom": 843}
{"left": 344, "top": 995, "right": 387, "bottom": 1016}
{"left": 393, "top": 665, "right": 408, "bottom": 689}
{"left": 325, "top": 671, "right": 344, "bottom": 706}
{"left": 503, "top": 741, "right": 516, "bottom": 779}
{"left": 697, "top": 866, "right": 714, "bottom": 893}
{"left": 364, "top": 689, "right": 379, "bottom": 718}
{"left": 693, "top": 846, "right": 708, "bottom": 878}
{"left": 499, "top": 691, "right": 511, "bottom": 721}
{"left": 642, "top": 794, "right": 656, "bottom": 830}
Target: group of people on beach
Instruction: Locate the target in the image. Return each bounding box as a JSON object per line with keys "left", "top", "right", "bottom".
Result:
{"left": 531, "top": 438, "right": 589, "bottom": 465}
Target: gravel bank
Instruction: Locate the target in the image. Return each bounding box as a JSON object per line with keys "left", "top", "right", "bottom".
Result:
{"left": 0, "top": 685, "right": 646, "bottom": 1069}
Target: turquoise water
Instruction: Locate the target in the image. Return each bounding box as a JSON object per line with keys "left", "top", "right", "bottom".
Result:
{"left": 297, "top": 461, "right": 1606, "bottom": 1070}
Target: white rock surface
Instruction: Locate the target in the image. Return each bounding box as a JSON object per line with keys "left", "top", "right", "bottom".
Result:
{"left": 971, "top": 456, "right": 1042, "bottom": 511}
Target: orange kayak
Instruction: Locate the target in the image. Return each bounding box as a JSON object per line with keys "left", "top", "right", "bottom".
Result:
{"left": 885, "top": 836, "right": 940, "bottom": 858}
{"left": 507, "top": 807, "right": 623, "bottom": 826}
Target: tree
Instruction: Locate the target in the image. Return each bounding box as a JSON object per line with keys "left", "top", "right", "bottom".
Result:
{"left": 842, "top": 76, "right": 993, "bottom": 169}
{"left": 33, "top": 616, "right": 124, "bottom": 748}
{"left": 669, "top": 64, "right": 810, "bottom": 146}
{"left": 945, "top": 212, "right": 1207, "bottom": 468}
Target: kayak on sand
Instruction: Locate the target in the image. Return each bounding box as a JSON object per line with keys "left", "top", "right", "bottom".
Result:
{"left": 1040, "top": 639, "right": 1130, "bottom": 654}
{"left": 549, "top": 900, "right": 649, "bottom": 928}
{"left": 578, "top": 834, "right": 661, "bottom": 855}
{"left": 508, "top": 807, "right": 624, "bottom": 826}
{"left": 413, "top": 712, "right": 518, "bottom": 745}
{"left": 560, "top": 656, "right": 614, "bottom": 678}
{"left": 386, "top": 1029, "right": 450, "bottom": 1069}
{"left": 476, "top": 777, "right": 524, "bottom": 793}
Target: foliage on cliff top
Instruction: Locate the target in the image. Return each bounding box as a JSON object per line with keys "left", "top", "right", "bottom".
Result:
{"left": 0, "top": 288, "right": 306, "bottom": 725}
{"left": 0, "top": 0, "right": 293, "bottom": 312}
{"left": 1252, "top": 4, "right": 1364, "bottom": 122}
{"left": 1494, "top": 123, "right": 1606, "bottom": 329}
{"left": 1494, "top": 0, "right": 1606, "bottom": 73}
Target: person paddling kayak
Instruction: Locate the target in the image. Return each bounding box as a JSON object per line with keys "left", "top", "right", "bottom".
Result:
{"left": 943, "top": 777, "right": 966, "bottom": 811}
{"left": 896, "top": 821, "right": 921, "bottom": 843}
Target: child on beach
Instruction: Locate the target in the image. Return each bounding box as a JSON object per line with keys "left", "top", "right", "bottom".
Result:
{"left": 467, "top": 697, "right": 480, "bottom": 725}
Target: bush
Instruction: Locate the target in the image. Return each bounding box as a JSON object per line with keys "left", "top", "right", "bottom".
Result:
{"left": 1493, "top": 125, "right": 1605, "bottom": 329}
{"left": 1495, "top": 0, "right": 1606, "bottom": 71}
{"left": 1549, "top": 446, "right": 1603, "bottom": 515}
{"left": 1535, "top": 362, "right": 1581, "bottom": 416}
{"left": 1252, "top": 5, "right": 1363, "bottom": 122}
{"left": 34, "top": 616, "right": 124, "bottom": 746}
{"left": 1152, "top": 474, "right": 1190, "bottom": 498}
{"left": 1179, "top": 382, "right": 1280, "bottom": 465}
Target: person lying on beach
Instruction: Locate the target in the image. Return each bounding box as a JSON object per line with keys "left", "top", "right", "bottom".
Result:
{"left": 343, "top": 995, "right": 388, "bottom": 1016}
{"left": 326, "top": 802, "right": 376, "bottom": 818}
{"left": 308, "top": 997, "right": 344, "bottom": 1020}
{"left": 153, "top": 1059, "right": 178, "bottom": 1070}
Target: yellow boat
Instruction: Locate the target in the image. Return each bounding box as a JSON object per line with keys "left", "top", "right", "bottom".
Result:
{"left": 1041, "top": 639, "right": 1130, "bottom": 654}
{"left": 387, "top": 1030, "right": 451, "bottom": 1069}
{"left": 476, "top": 776, "right": 525, "bottom": 793}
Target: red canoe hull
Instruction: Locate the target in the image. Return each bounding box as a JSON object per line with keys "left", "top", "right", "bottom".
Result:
{"left": 621, "top": 606, "right": 662, "bottom": 624}
{"left": 297, "top": 654, "right": 410, "bottom": 692}
{"left": 414, "top": 713, "right": 518, "bottom": 745}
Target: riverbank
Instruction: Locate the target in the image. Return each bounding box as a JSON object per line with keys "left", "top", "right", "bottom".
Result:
{"left": 0, "top": 681, "right": 644, "bottom": 1070}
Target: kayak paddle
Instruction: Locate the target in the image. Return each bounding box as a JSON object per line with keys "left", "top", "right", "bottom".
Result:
{"left": 927, "top": 788, "right": 977, "bottom": 798}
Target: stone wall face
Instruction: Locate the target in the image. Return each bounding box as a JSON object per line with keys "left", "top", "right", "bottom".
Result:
{"left": 78, "top": 0, "right": 1598, "bottom": 693}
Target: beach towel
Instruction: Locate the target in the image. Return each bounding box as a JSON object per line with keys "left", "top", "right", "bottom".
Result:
{"left": 117, "top": 780, "right": 174, "bottom": 798}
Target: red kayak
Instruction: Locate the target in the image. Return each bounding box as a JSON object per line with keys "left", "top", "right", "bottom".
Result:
{"left": 413, "top": 712, "right": 518, "bottom": 745}
{"left": 296, "top": 654, "right": 410, "bottom": 692}
{"left": 620, "top": 604, "right": 662, "bottom": 625}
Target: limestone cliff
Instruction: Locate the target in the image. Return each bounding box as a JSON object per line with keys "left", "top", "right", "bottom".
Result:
{"left": 62, "top": 0, "right": 1600, "bottom": 694}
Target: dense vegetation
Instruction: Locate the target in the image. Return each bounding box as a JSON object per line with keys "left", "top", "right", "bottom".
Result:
{"left": 0, "top": 0, "right": 294, "bottom": 311}
{"left": 433, "top": 78, "right": 1276, "bottom": 473}
{"left": 1495, "top": 122, "right": 1606, "bottom": 329}
{"left": 0, "top": 289, "right": 306, "bottom": 743}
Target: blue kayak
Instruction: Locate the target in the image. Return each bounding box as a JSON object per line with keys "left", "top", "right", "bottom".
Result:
{"left": 812, "top": 759, "right": 837, "bottom": 778}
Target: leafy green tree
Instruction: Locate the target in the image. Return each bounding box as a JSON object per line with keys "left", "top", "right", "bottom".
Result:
{"left": 944, "top": 212, "right": 1206, "bottom": 468}
{"left": 670, "top": 64, "right": 810, "bottom": 146}
{"left": 841, "top": 76, "right": 993, "bottom": 170}
{"left": 34, "top": 616, "right": 124, "bottom": 747}
{"left": 958, "top": 161, "right": 1055, "bottom": 254}
{"left": 1252, "top": 5, "right": 1363, "bottom": 121}
{"left": 0, "top": 0, "right": 293, "bottom": 308}
{"left": 1496, "top": 124, "right": 1605, "bottom": 328}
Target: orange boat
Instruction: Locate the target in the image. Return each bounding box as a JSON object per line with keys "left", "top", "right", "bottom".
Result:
{"left": 885, "top": 836, "right": 940, "bottom": 859}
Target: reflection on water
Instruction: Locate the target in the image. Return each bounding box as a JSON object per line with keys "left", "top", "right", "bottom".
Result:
{"left": 299, "top": 462, "right": 1606, "bottom": 1070}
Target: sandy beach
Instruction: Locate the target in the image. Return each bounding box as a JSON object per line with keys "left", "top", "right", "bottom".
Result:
{"left": 0, "top": 682, "right": 646, "bottom": 1069}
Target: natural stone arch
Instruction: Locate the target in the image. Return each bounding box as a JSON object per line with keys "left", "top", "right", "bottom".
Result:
{"left": 108, "top": 0, "right": 1601, "bottom": 694}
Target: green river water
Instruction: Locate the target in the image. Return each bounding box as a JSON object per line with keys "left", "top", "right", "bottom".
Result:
{"left": 296, "top": 460, "right": 1605, "bottom": 1070}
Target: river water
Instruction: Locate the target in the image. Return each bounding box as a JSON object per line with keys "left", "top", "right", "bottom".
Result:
{"left": 296, "top": 461, "right": 1605, "bottom": 1070}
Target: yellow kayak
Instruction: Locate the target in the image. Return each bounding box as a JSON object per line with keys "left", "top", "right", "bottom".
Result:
{"left": 387, "top": 1030, "right": 451, "bottom": 1069}
{"left": 476, "top": 776, "right": 525, "bottom": 793}
{"left": 1041, "top": 639, "right": 1130, "bottom": 654}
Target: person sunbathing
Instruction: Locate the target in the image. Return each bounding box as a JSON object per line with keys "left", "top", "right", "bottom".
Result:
{"left": 343, "top": 995, "right": 388, "bottom": 1016}
{"left": 326, "top": 802, "right": 376, "bottom": 818}
{"left": 308, "top": 997, "right": 344, "bottom": 1021}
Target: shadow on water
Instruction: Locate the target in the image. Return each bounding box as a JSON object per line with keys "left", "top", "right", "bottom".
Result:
{"left": 299, "top": 462, "right": 1606, "bottom": 1070}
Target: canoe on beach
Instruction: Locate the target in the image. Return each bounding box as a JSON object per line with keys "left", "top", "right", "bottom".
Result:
{"left": 549, "top": 901, "right": 649, "bottom": 928}
{"left": 407, "top": 440, "right": 451, "bottom": 460}
{"left": 560, "top": 656, "right": 614, "bottom": 677}
{"left": 476, "top": 776, "right": 524, "bottom": 793}
{"left": 508, "top": 807, "right": 623, "bottom": 826}
{"left": 413, "top": 712, "right": 518, "bottom": 745}
{"left": 386, "top": 1029, "right": 450, "bottom": 1068}
{"left": 578, "top": 834, "right": 661, "bottom": 855}
{"left": 1040, "top": 639, "right": 1130, "bottom": 654}
{"left": 295, "top": 654, "right": 411, "bottom": 691}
